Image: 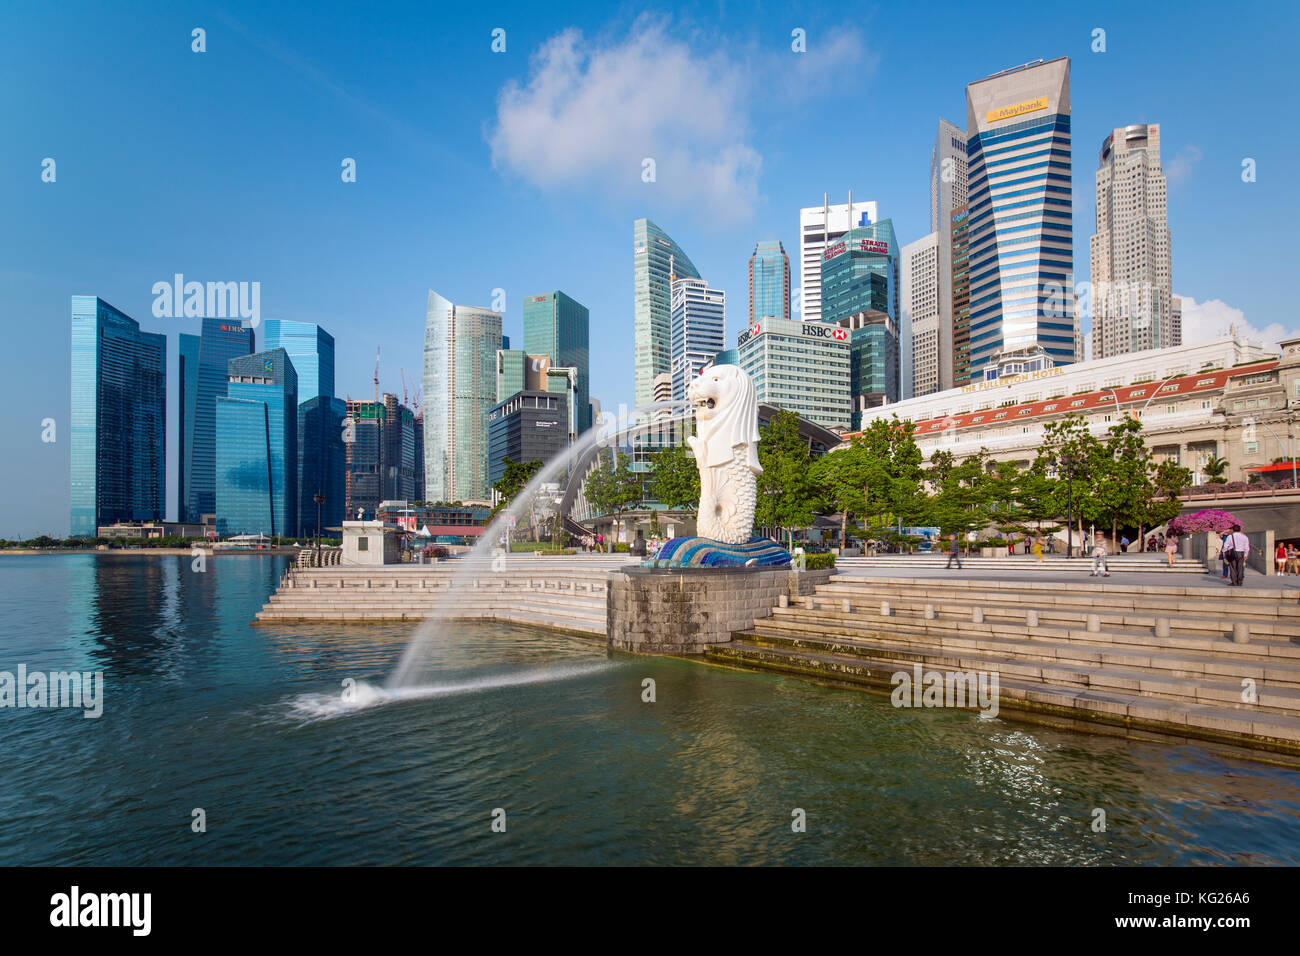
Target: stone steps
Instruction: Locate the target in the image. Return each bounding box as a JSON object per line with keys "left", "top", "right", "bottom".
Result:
{"left": 835, "top": 555, "right": 1208, "bottom": 573}
{"left": 798, "top": 591, "right": 1300, "bottom": 636}
{"left": 706, "top": 640, "right": 1300, "bottom": 752}
{"left": 737, "top": 626, "right": 1300, "bottom": 712}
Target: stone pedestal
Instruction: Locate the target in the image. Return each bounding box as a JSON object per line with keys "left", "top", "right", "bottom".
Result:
{"left": 607, "top": 566, "right": 790, "bottom": 655}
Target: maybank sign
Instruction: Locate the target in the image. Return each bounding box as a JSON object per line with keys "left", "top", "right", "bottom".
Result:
{"left": 986, "top": 96, "right": 1048, "bottom": 124}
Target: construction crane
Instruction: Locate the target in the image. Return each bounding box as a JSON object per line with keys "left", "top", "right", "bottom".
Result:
{"left": 400, "top": 367, "right": 408, "bottom": 407}
{"left": 373, "top": 347, "right": 380, "bottom": 404}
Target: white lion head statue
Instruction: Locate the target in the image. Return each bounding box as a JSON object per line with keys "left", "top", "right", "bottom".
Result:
{"left": 687, "top": 364, "right": 762, "bottom": 474}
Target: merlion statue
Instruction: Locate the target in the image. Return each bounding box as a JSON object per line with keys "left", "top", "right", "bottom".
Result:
{"left": 644, "top": 364, "right": 790, "bottom": 568}
{"left": 686, "top": 365, "right": 761, "bottom": 544}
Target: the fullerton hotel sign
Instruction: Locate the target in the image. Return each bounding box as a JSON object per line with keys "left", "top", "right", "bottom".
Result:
{"left": 960, "top": 367, "right": 1065, "bottom": 393}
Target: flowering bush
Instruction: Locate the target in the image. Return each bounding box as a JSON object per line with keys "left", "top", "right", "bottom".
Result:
{"left": 1169, "top": 509, "right": 1240, "bottom": 535}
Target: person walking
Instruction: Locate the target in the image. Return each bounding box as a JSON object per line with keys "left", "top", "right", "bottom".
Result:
{"left": 1120, "top": 535, "right": 1129, "bottom": 553}
{"left": 1165, "top": 532, "right": 1179, "bottom": 568}
{"left": 1289, "top": 543, "right": 1300, "bottom": 576}
{"left": 1277, "top": 541, "right": 1288, "bottom": 576}
{"left": 1033, "top": 535, "right": 1044, "bottom": 562}
{"left": 1224, "top": 524, "right": 1250, "bottom": 586}
{"left": 945, "top": 533, "right": 962, "bottom": 570}
{"left": 1090, "top": 532, "right": 1110, "bottom": 577}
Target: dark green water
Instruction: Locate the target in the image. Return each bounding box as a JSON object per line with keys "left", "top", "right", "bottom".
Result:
{"left": 1, "top": 553, "right": 1298, "bottom": 865}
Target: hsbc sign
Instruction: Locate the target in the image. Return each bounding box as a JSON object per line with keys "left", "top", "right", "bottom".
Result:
{"left": 801, "top": 323, "right": 849, "bottom": 341}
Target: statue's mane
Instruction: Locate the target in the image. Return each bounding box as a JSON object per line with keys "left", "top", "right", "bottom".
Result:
{"left": 699, "top": 366, "right": 762, "bottom": 473}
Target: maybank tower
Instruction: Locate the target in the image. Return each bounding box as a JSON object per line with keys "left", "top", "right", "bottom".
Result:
{"left": 964, "top": 57, "right": 1074, "bottom": 384}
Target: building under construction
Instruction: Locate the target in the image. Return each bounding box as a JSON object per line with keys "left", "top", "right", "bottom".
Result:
{"left": 345, "top": 393, "right": 423, "bottom": 518}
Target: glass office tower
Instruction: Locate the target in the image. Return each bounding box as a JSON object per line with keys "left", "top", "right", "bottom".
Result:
{"left": 423, "top": 291, "right": 502, "bottom": 502}
{"left": 748, "top": 240, "right": 791, "bottom": 323}
{"left": 188, "top": 318, "right": 255, "bottom": 521}
{"left": 633, "top": 218, "right": 700, "bottom": 407}
{"left": 299, "top": 395, "right": 346, "bottom": 537}
{"left": 964, "top": 57, "right": 1074, "bottom": 379}
{"left": 177, "top": 332, "right": 201, "bottom": 522}
{"left": 523, "top": 290, "right": 590, "bottom": 432}
{"left": 669, "top": 277, "right": 726, "bottom": 404}
{"left": 70, "top": 296, "right": 166, "bottom": 536}
{"left": 215, "top": 349, "right": 298, "bottom": 537}
{"left": 261, "top": 319, "right": 335, "bottom": 401}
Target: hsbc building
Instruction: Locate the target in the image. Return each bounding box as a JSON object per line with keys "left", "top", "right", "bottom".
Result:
{"left": 735, "top": 315, "right": 852, "bottom": 430}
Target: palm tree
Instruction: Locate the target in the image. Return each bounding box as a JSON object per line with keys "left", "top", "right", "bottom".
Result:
{"left": 1202, "top": 455, "right": 1229, "bottom": 483}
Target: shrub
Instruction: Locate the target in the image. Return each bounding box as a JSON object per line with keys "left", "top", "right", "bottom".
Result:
{"left": 800, "top": 552, "right": 836, "bottom": 570}
{"left": 1169, "top": 509, "right": 1240, "bottom": 535}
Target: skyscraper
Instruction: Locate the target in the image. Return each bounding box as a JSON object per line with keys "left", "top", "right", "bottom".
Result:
{"left": 903, "top": 232, "right": 941, "bottom": 398}
{"left": 177, "top": 332, "right": 200, "bottom": 522}
{"left": 70, "top": 296, "right": 166, "bottom": 537}
{"left": 188, "top": 318, "right": 255, "bottom": 521}
{"left": 748, "top": 240, "right": 791, "bottom": 323}
{"left": 215, "top": 348, "right": 298, "bottom": 537}
{"left": 798, "top": 194, "right": 879, "bottom": 322}
{"left": 965, "top": 57, "right": 1074, "bottom": 381}
{"left": 260, "top": 319, "right": 343, "bottom": 535}
{"left": 1090, "top": 123, "right": 1174, "bottom": 360}
{"left": 523, "top": 291, "right": 591, "bottom": 433}
{"left": 261, "top": 319, "right": 335, "bottom": 401}
{"left": 820, "top": 219, "right": 902, "bottom": 413}
{"left": 930, "top": 118, "right": 968, "bottom": 392}
{"left": 737, "top": 316, "right": 852, "bottom": 430}
{"left": 633, "top": 218, "right": 700, "bottom": 407}
{"left": 670, "top": 277, "right": 726, "bottom": 404}
{"left": 424, "top": 290, "right": 502, "bottom": 502}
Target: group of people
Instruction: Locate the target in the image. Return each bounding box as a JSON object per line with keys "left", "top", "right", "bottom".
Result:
{"left": 578, "top": 533, "right": 604, "bottom": 552}
{"left": 1275, "top": 541, "right": 1300, "bottom": 575}
{"left": 628, "top": 530, "right": 663, "bottom": 558}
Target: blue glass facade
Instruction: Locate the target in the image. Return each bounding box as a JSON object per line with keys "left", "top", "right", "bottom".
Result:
{"left": 215, "top": 348, "right": 298, "bottom": 537}
{"left": 633, "top": 218, "right": 700, "bottom": 407}
{"left": 177, "top": 332, "right": 200, "bottom": 522}
{"left": 70, "top": 296, "right": 166, "bottom": 536}
{"left": 261, "top": 319, "right": 335, "bottom": 401}
{"left": 298, "top": 395, "right": 346, "bottom": 537}
{"left": 964, "top": 59, "right": 1074, "bottom": 379}
{"left": 523, "top": 290, "right": 591, "bottom": 433}
{"left": 819, "top": 220, "right": 900, "bottom": 326}
{"left": 748, "top": 240, "right": 790, "bottom": 322}
{"left": 189, "top": 318, "right": 254, "bottom": 520}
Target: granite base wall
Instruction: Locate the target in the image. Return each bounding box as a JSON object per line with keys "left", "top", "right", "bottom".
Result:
{"left": 607, "top": 565, "right": 835, "bottom": 654}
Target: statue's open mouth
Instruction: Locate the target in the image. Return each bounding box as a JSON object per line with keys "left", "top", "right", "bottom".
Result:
{"left": 692, "top": 397, "right": 716, "bottom": 409}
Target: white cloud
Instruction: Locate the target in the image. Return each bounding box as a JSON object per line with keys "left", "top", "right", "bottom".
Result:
{"left": 1165, "top": 144, "right": 1202, "bottom": 187}
{"left": 487, "top": 19, "right": 868, "bottom": 223}
{"left": 488, "top": 20, "right": 760, "bottom": 222}
{"left": 1176, "top": 294, "right": 1298, "bottom": 348}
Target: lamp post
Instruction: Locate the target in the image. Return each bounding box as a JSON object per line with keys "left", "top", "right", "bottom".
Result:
{"left": 1060, "top": 451, "right": 1082, "bottom": 559}
{"left": 313, "top": 491, "right": 324, "bottom": 565}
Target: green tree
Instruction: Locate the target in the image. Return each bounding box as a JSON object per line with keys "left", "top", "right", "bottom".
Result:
{"left": 490, "top": 458, "right": 542, "bottom": 516}
{"left": 756, "top": 409, "right": 817, "bottom": 547}
{"left": 1145, "top": 458, "right": 1193, "bottom": 531}
{"left": 1097, "top": 417, "right": 1155, "bottom": 544}
{"left": 810, "top": 436, "right": 869, "bottom": 548}
{"left": 647, "top": 441, "right": 700, "bottom": 515}
{"left": 1202, "top": 454, "right": 1229, "bottom": 482}
{"left": 584, "top": 450, "right": 641, "bottom": 551}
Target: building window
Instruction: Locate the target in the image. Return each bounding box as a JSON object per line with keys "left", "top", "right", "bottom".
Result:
{"left": 358, "top": 537, "right": 369, "bottom": 551}
{"left": 1244, "top": 442, "right": 1259, "bottom": 455}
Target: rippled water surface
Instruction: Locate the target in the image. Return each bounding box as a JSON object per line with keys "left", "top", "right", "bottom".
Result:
{"left": 2, "top": 554, "right": 1298, "bottom": 865}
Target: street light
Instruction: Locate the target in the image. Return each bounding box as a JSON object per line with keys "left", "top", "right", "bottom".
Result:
{"left": 1060, "top": 450, "right": 1083, "bottom": 559}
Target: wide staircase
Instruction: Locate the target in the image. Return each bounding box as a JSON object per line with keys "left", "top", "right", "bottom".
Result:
{"left": 836, "top": 553, "right": 1207, "bottom": 573}
{"left": 708, "top": 574, "right": 1300, "bottom": 758}
{"left": 254, "top": 556, "right": 628, "bottom": 636}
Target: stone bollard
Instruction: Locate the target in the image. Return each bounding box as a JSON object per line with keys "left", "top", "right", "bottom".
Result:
{"left": 880, "top": 600, "right": 891, "bottom": 617}
{"left": 1086, "top": 613, "right": 1101, "bottom": 632}
{"left": 1026, "top": 609, "right": 1038, "bottom": 628}
{"left": 972, "top": 607, "right": 984, "bottom": 624}
{"left": 1155, "top": 618, "right": 1170, "bottom": 638}
{"left": 1233, "top": 622, "right": 1250, "bottom": 644}
{"left": 778, "top": 594, "right": 789, "bottom": 608}
{"left": 804, "top": 596, "right": 816, "bottom": 610}
{"left": 924, "top": 604, "right": 936, "bottom": 620}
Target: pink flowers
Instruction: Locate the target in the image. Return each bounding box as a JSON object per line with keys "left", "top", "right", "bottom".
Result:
{"left": 1168, "top": 509, "right": 1240, "bottom": 535}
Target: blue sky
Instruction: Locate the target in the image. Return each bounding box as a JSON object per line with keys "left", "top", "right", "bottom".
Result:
{"left": 2, "top": 0, "right": 1295, "bottom": 537}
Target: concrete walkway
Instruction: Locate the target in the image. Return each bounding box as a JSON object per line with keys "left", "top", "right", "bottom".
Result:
{"left": 833, "top": 558, "right": 1300, "bottom": 591}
